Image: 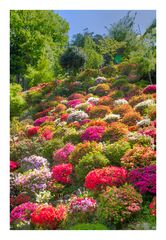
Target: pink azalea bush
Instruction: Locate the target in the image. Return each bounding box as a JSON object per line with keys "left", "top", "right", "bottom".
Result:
{"left": 53, "top": 143, "right": 75, "bottom": 163}
{"left": 81, "top": 126, "right": 105, "bottom": 142}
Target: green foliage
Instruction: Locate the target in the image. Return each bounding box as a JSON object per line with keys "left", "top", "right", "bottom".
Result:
{"left": 75, "top": 151, "right": 109, "bottom": 182}
{"left": 104, "top": 140, "right": 131, "bottom": 166}
{"left": 42, "top": 138, "right": 64, "bottom": 164}
{"left": 84, "top": 37, "right": 103, "bottom": 69}
{"left": 69, "top": 223, "right": 109, "bottom": 230}
{"left": 106, "top": 11, "right": 137, "bottom": 42}
{"left": 10, "top": 10, "right": 69, "bottom": 88}
{"left": 10, "top": 83, "right": 27, "bottom": 118}
{"left": 60, "top": 46, "right": 86, "bottom": 75}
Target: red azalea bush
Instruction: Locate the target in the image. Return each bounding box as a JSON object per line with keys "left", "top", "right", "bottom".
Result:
{"left": 121, "top": 145, "right": 156, "bottom": 170}
{"left": 41, "top": 128, "right": 54, "bottom": 141}
{"left": 143, "top": 85, "right": 156, "bottom": 94}
{"left": 129, "top": 165, "right": 156, "bottom": 194}
{"left": 53, "top": 143, "right": 75, "bottom": 164}
{"left": 31, "top": 204, "right": 66, "bottom": 229}
{"left": 10, "top": 161, "right": 19, "bottom": 172}
{"left": 85, "top": 166, "right": 127, "bottom": 191}
{"left": 27, "top": 126, "right": 39, "bottom": 137}
{"left": 149, "top": 196, "right": 156, "bottom": 216}
{"left": 81, "top": 126, "right": 105, "bottom": 142}
{"left": 52, "top": 163, "right": 73, "bottom": 184}
{"left": 60, "top": 113, "right": 69, "bottom": 122}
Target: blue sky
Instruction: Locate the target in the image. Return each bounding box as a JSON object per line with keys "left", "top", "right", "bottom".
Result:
{"left": 54, "top": 10, "right": 156, "bottom": 40}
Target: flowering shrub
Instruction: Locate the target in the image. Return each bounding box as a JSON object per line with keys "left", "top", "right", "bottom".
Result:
{"left": 97, "top": 184, "right": 142, "bottom": 225}
{"left": 10, "top": 161, "right": 19, "bottom": 172}
{"left": 134, "top": 99, "right": 155, "bottom": 114}
{"left": 52, "top": 163, "right": 73, "bottom": 184}
{"left": 69, "top": 197, "right": 97, "bottom": 213}
{"left": 95, "top": 76, "right": 107, "bottom": 85}
{"left": 94, "top": 83, "right": 110, "bottom": 96}
{"left": 15, "top": 167, "right": 52, "bottom": 194}
{"left": 122, "top": 111, "right": 142, "bottom": 126}
{"left": 87, "top": 119, "right": 107, "bottom": 127}
{"left": 41, "top": 128, "right": 54, "bottom": 140}
{"left": 87, "top": 97, "right": 99, "bottom": 105}
{"left": 67, "top": 99, "right": 83, "bottom": 108}
{"left": 34, "top": 116, "right": 53, "bottom": 126}
{"left": 149, "top": 196, "right": 156, "bottom": 216}
{"left": 139, "top": 128, "right": 156, "bottom": 145}
{"left": 89, "top": 105, "right": 110, "bottom": 119}
{"left": 68, "top": 93, "right": 84, "bottom": 100}
{"left": 53, "top": 143, "right": 75, "bottom": 164}
{"left": 114, "top": 98, "right": 128, "bottom": 105}
{"left": 11, "top": 202, "right": 38, "bottom": 223}
{"left": 10, "top": 193, "right": 30, "bottom": 208}
{"left": 31, "top": 204, "right": 66, "bottom": 229}
{"left": 121, "top": 145, "right": 156, "bottom": 170}
{"left": 103, "top": 122, "right": 128, "bottom": 143}
{"left": 81, "top": 126, "right": 105, "bottom": 142}
{"left": 27, "top": 126, "right": 39, "bottom": 137}
{"left": 129, "top": 165, "right": 156, "bottom": 194}
{"left": 19, "top": 155, "right": 49, "bottom": 172}
{"left": 143, "top": 85, "right": 156, "bottom": 94}
{"left": 113, "top": 104, "right": 133, "bottom": 117}
{"left": 67, "top": 110, "right": 89, "bottom": 123}
{"left": 127, "top": 132, "right": 152, "bottom": 147}
{"left": 98, "top": 96, "right": 112, "bottom": 106}
{"left": 69, "top": 141, "right": 103, "bottom": 165}
{"left": 128, "top": 94, "right": 148, "bottom": 107}
{"left": 103, "top": 113, "right": 120, "bottom": 123}
{"left": 75, "top": 151, "right": 109, "bottom": 182}
{"left": 85, "top": 166, "right": 127, "bottom": 191}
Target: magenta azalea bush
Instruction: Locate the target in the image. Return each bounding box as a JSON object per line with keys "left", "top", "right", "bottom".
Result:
{"left": 81, "top": 126, "right": 105, "bottom": 142}
{"left": 129, "top": 165, "right": 156, "bottom": 194}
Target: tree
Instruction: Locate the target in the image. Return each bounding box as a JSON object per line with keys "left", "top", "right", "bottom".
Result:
{"left": 10, "top": 10, "right": 69, "bottom": 88}
{"left": 106, "top": 11, "right": 137, "bottom": 42}
{"left": 60, "top": 46, "right": 87, "bottom": 75}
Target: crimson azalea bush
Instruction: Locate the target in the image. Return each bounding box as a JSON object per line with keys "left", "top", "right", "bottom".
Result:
{"left": 31, "top": 204, "right": 67, "bottom": 229}
{"left": 97, "top": 184, "right": 142, "bottom": 225}
{"left": 27, "top": 126, "right": 39, "bottom": 137}
{"left": 85, "top": 166, "right": 127, "bottom": 191}
{"left": 129, "top": 165, "right": 156, "bottom": 194}
{"left": 149, "top": 196, "right": 156, "bottom": 216}
{"left": 143, "top": 85, "right": 156, "bottom": 94}
{"left": 52, "top": 163, "right": 73, "bottom": 184}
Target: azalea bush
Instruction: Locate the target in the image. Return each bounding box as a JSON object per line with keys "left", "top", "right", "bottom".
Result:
{"left": 97, "top": 184, "right": 143, "bottom": 226}
{"left": 85, "top": 166, "right": 127, "bottom": 191}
